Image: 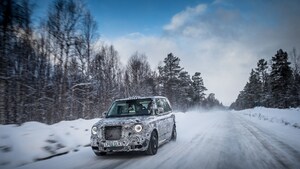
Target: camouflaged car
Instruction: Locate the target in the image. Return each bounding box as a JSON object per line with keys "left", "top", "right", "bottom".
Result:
{"left": 90, "top": 96, "right": 177, "bottom": 156}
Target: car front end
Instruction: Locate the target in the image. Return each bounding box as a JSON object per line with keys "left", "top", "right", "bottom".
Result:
{"left": 90, "top": 117, "right": 155, "bottom": 154}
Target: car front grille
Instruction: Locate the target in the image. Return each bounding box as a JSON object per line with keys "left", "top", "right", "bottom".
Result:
{"left": 104, "top": 126, "right": 122, "bottom": 140}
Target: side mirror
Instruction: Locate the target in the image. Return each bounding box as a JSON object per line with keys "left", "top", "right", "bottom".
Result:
{"left": 157, "top": 107, "right": 164, "bottom": 114}
{"left": 102, "top": 111, "right": 107, "bottom": 118}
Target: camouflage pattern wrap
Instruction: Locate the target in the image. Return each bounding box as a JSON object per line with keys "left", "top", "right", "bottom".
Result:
{"left": 90, "top": 96, "right": 176, "bottom": 154}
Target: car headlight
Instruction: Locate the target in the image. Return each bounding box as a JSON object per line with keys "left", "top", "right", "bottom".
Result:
{"left": 91, "top": 126, "right": 97, "bottom": 135}
{"left": 134, "top": 124, "right": 143, "bottom": 133}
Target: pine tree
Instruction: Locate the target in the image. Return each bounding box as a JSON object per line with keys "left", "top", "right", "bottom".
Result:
{"left": 158, "top": 53, "right": 183, "bottom": 108}
{"left": 204, "top": 93, "right": 223, "bottom": 109}
{"left": 290, "top": 48, "right": 300, "bottom": 107}
{"left": 294, "top": 72, "right": 300, "bottom": 106}
{"left": 247, "top": 69, "right": 262, "bottom": 108}
{"left": 255, "top": 59, "right": 269, "bottom": 106}
{"left": 270, "top": 49, "right": 293, "bottom": 108}
{"left": 177, "top": 71, "right": 193, "bottom": 111}
{"left": 192, "top": 72, "right": 207, "bottom": 107}
{"left": 230, "top": 90, "right": 247, "bottom": 110}
{"left": 231, "top": 69, "right": 262, "bottom": 109}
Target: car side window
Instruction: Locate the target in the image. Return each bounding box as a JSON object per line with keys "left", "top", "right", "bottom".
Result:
{"left": 155, "top": 98, "right": 171, "bottom": 114}
{"left": 156, "top": 99, "right": 163, "bottom": 108}
{"left": 156, "top": 99, "right": 164, "bottom": 114}
{"left": 162, "top": 99, "right": 171, "bottom": 112}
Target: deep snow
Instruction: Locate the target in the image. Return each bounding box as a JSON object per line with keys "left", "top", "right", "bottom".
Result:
{"left": 1, "top": 108, "right": 300, "bottom": 169}
{"left": 0, "top": 118, "right": 100, "bottom": 167}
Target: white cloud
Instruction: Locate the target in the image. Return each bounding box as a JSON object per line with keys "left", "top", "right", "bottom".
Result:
{"left": 163, "top": 4, "right": 207, "bottom": 31}
{"left": 101, "top": 1, "right": 300, "bottom": 106}
{"left": 182, "top": 24, "right": 207, "bottom": 37}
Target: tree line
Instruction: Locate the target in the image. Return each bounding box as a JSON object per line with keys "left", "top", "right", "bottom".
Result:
{"left": 230, "top": 49, "right": 300, "bottom": 110}
{"left": 0, "top": 0, "right": 223, "bottom": 124}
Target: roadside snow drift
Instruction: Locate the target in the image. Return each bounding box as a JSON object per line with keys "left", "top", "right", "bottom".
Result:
{"left": 235, "top": 107, "right": 300, "bottom": 128}
{"left": 0, "top": 118, "right": 99, "bottom": 167}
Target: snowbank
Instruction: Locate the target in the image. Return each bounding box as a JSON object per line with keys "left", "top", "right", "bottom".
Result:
{"left": 233, "top": 107, "right": 300, "bottom": 128}
{"left": 0, "top": 118, "right": 100, "bottom": 168}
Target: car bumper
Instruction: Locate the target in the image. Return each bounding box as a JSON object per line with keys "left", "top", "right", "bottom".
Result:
{"left": 90, "top": 134, "right": 151, "bottom": 153}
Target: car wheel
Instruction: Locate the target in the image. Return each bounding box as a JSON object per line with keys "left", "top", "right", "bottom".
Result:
{"left": 171, "top": 125, "right": 177, "bottom": 141}
{"left": 94, "top": 151, "right": 107, "bottom": 156}
{"left": 146, "top": 131, "right": 158, "bottom": 155}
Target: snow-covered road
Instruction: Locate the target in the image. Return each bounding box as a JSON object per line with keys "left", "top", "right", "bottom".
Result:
{"left": 14, "top": 111, "right": 300, "bottom": 169}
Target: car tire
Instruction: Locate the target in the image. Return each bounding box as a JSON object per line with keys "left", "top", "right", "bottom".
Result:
{"left": 171, "top": 125, "right": 177, "bottom": 141}
{"left": 146, "top": 131, "right": 158, "bottom": 155}
{"left": 94, "top": 151, "right": 107, "bottom": 156}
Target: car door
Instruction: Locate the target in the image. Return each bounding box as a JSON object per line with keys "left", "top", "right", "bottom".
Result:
{"left": 161, "top": 98, "right": 174, "bottom": 139}
{"left": 155, "top": 98, "right": 173, "bottom": 141}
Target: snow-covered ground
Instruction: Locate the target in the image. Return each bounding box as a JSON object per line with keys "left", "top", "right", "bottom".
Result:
{"left": 235, "top": 107, "right": 300, "bottom": 128}
{"left": 1, "top": 108, "right": 300, "bottom": 169}
{"left": 0, "top": 118, "right": 100, "bottom": 168}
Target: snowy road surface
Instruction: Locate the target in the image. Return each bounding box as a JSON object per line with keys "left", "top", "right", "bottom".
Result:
{"left": 16, "top": 111, "right": 300, "bottom": 169}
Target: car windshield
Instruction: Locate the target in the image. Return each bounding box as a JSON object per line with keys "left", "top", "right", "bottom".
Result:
{"left": 106, "top": 99, "right": 153, "bottom": 118}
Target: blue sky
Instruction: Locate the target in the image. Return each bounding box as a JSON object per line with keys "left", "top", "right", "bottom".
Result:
{"left": 88, "top": 0, "right": 193, "bottom": 37}
{"left": 86, "top": 0, "right": 214, "bottom": 38}
{"left": 34, "top": 0, "right": 300, "bottom": 105}
{"left": 87, "top": 0, "right": 252, "bottom": 38}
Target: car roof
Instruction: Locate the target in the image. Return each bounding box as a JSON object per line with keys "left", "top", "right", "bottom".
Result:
{"left": 115, "top": 96, "right": 167, "bottom": 102}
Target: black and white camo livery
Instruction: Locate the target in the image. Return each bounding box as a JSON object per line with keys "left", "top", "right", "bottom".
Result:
{"left": 90, "top": 96, "right": 176, "bottom": 156}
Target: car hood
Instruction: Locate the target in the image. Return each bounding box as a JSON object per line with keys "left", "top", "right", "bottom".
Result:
{"left": 94, "top": 116, "right": 154, "bottom": 127}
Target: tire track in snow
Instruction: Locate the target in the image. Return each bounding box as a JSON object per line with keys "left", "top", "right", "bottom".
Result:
{"left": 236, "top": 115, "right": 300, "bottom": 169}
{"left": 168, "top": 113, "right": 226, "bottom": 169}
